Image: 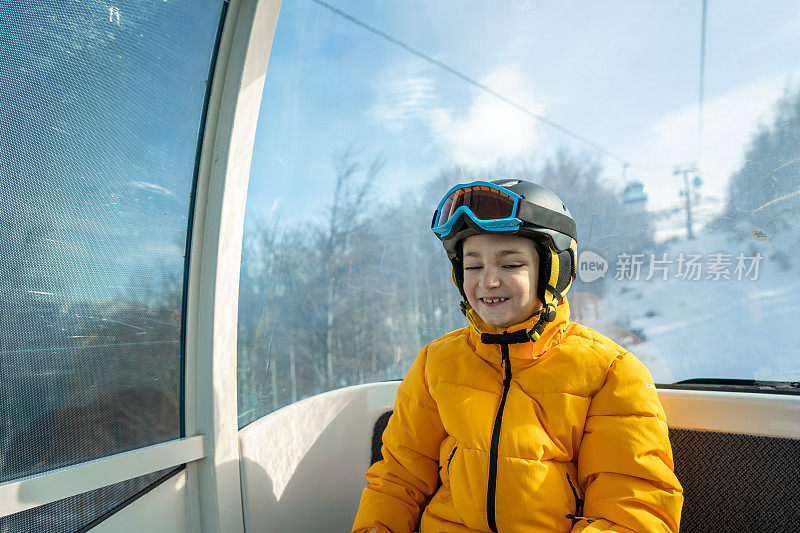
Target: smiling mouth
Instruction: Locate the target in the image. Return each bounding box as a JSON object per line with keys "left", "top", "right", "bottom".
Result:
{"left": 480, "top": 297, "right": 508, "bottom": 305}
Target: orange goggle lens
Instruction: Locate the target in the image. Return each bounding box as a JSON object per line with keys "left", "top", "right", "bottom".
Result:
{"left": 435, "top": 185, "right": 516, "bottom": 227}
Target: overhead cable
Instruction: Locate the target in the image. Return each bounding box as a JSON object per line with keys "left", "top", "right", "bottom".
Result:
{"left": 697, "top": 0, "right": 708, "bottom": 167}
{"left": 310, "top": 0, "right": 630, "bottom": 166}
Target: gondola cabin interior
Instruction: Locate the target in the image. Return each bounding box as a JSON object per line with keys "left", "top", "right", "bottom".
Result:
{"left": 1, "top": 1, "right": 799, "bottom": 531}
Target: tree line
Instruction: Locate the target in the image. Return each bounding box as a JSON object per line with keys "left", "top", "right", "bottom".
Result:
{"left": 239, "top": 75, "right": 800, "bottom": 424}
{"left": 236, "top": 148, "right": 653, "bottom": 426}
{"left": 722, "top": 83, "right": 800, "bottom": 231}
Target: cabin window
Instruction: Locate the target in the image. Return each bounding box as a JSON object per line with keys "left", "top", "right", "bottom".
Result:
{"left": 0, "top": 467, "right": 180, "bottom": 532}
{"left": 237, "top": 1, "right": 800, "bottom": 428}
{"left": 0, "top": 0, "right": 224, "bottom": 527}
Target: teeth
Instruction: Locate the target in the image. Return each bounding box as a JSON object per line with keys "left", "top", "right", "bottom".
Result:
{"left": 482, "top": 298, "right": 507, "bottom": 304}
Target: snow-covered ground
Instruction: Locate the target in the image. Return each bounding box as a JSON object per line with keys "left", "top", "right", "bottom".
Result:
{"left": 578, "top": 216, "right": 800, "bottom": 384}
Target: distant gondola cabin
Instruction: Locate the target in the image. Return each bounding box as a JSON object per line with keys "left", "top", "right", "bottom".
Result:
{"left": 622, "top": 181, "right": 648, "bottom": 212}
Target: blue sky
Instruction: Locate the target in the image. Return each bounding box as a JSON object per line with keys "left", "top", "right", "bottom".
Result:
{"left": 246, "top": 0, "right": 800, "bottom": 226}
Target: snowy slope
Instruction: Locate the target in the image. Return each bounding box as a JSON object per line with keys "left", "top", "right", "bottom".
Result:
{"left": 581, "top": 221, "right": 800, "bottom": 384}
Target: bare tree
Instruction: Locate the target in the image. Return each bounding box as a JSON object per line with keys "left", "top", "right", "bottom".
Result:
{"left": 723, "top": 83, "right": 800, "bottom": 230}
{"left": 320, "top": 146, "right": 385, "bottom": 388}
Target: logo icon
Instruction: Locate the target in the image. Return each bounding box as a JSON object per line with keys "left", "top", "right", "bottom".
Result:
{"left": 578, "top": 250, "right": 608, "bottom": 282}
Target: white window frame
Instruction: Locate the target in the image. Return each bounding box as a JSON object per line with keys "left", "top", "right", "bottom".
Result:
{"left": 0, "top": 436, "right": 204, "bottom": 518}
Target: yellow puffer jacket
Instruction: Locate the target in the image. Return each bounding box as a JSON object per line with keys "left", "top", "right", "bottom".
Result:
{"left": 353, "top": 297, "right": 683, "bottom": 532}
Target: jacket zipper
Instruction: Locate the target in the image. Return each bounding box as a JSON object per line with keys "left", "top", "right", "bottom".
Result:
{"left": 486, "top": 343, "right": 512, "bottom": 533}
{"left": 565, "top": 472, "right": 589, "bottom": 526}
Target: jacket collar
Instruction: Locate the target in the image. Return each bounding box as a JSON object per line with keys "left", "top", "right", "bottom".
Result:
{"left": 467, "top": 297, "right": 571, "bottom": 363}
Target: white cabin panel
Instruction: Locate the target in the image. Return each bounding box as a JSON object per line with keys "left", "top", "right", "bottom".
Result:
{"left": 91, "top": 470, "right": 189, "bottom": 533}
{"left": 238, "top": 383, "right": 398, "bottom": 533}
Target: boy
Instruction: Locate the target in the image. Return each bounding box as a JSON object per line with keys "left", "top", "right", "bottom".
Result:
{"left": 353, "top": 180, "right": 683, "bottom": 532}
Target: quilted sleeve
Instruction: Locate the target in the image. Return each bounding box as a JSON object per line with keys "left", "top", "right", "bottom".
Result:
{"left": 352, "top": 345, "right": 447, "bottom": 533}
{"left": 571, "top": 351, "right": 683, "bottom": 533}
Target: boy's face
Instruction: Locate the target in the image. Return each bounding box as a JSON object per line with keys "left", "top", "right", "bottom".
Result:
{"left": 462, "top": 234, "right": 542, "bottom": 328}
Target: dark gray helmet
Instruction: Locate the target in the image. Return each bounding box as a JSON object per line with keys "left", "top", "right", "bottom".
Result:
{"left": 435, "top": 179, "right": 578, "bottom": 311}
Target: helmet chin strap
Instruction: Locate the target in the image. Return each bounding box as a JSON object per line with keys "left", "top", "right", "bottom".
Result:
{"left": 459, "top": 300, "right": 483, "bottom": 335}
{"left": 459, "top": 288, "right": 561, "bottom": 343}
{"left": 528, "top": 289, "right": 560, "bottom": 342}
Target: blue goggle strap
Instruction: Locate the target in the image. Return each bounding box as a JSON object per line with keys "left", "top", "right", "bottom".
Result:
{"left": 432, "top": 205, "right": 523, "bottom": 237}
{"left": 432, "top": 181, "right": 522, "bottom": 234}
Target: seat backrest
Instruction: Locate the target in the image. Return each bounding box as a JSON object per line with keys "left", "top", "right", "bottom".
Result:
{"left": 370, "top": 411, "right": 800, "bottom": 532}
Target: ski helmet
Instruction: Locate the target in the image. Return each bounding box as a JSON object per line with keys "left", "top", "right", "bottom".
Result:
{"left": 431, "top": 179, "right": 578, "bottom": 339}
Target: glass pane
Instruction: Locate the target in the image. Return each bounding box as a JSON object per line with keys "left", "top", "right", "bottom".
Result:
{"left": 0, "top": 467, "right": 180, "bottom": 533}
{"left": 238, "top": 0, "right": 800, "bottom": 426}
{"left": 0, "top": 0, "right": 224, "bottom": 488}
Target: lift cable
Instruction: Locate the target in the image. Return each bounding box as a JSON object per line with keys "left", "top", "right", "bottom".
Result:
{"left": 310, "top": 0, "right": 630, "bottom": 167}
{"left": 696, "top": 0, "right": 708, "bottom": 170}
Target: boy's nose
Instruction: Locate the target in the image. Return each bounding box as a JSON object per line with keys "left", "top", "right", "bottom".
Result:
{"left": 480, "top": 269, "right": 501, "bottom": 288}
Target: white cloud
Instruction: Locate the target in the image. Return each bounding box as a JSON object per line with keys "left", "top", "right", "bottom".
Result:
{"left": 427, "top": 67, "right": 544, "bottom": 168}
{"left": 770, "top": 8, "right": 800, "bottom": 46}
{"left": 371, "top": 63, "right": 544, "bottom": 168}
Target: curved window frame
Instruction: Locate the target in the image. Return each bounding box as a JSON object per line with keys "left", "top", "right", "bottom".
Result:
{"left": 0, "top": 0, "right": 283, "bottom": 530}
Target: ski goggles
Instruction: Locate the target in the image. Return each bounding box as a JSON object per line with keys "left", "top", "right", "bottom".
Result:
{"left": 431, "top": 180, "right": 578, "bottom": 242}
{"left": 431, "top": 181, "right": 524, "bottom": 238}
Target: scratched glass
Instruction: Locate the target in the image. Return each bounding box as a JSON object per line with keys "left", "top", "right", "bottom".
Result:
{"left": 237, "top": 0, "right": 800, "bottom": 429}
{"left": 0, "top": 0, "right": 224, "bottom": 503}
